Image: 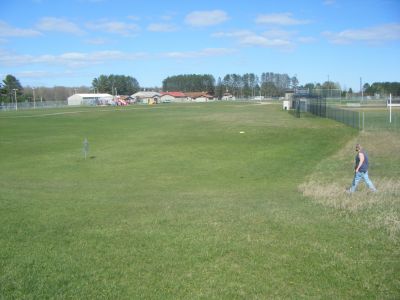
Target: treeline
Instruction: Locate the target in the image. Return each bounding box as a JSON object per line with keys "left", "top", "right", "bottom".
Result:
{"left": 92, "top": 74, "right": 140, "bottom": 95}
{"left": 0, "top": 74, "right": 141, "bottom": 103}
{"left": 217, "top": 72, "right": 299, "bottom": 98}
{"left": 163, "top": 72, "right": 300, "bottom": 99}
{"left": 2, "top": 73, "right": 400, "bottom": 103}
{"left": 163, "top": 74, "right": 215, "bottom": 94}
{"left": 364, "top": 82, "right": 400, "bottom": 96}
{"left": 0, "top": 74, "right": 88, "bottom": 103}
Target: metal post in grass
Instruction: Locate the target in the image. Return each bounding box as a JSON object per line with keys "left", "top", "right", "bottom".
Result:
{"left": 13, "top": 89, "right": 18, "bottom": 111}
{"left": 363, "top": 112, "right": 365, "bottom": 131}
{"left": 83, "top": 138, "right": 89, "bottom": 160}
{"left": 32, "top": 87, "right": 36, "bottom": 109}
{"left": 389, "top": 93, "right": 392, "bottom": 124}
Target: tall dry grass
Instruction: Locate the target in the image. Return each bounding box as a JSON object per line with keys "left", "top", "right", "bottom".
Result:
{"left": 299, "top": 130, "right": 400, "bottom": 240}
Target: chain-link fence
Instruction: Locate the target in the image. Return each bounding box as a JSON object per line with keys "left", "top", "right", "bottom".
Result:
{"left": 361, "top": 109, "right": 399, "bottom": 131}
{"left": 326, "top": 106, "right": 361, "bottom": 129}
{"left": 294, "top": 97, "right": 399, "bottom": 131}
{"left": 0, "top": 101, "right": 68, "bottom": 111}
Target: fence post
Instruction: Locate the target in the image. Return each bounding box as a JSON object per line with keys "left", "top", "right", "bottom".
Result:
{"left": 389, "top": 93, "right": 392, "bottom": 124}
{"left": 362, "top": 112, "right": 365, "bottom": 131}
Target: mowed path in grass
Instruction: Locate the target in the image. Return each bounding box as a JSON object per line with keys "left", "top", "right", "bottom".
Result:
{"left": 0, "top": 103, "right": 398, "bottom": 298}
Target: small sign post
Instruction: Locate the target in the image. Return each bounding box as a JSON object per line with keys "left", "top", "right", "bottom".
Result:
{"left": 83, "top": 138, "right": 89, "bottom": 160}
{"left": 389, "top": 93, "right": 392, "bottom": 124}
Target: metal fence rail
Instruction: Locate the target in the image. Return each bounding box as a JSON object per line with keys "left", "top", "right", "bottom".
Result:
{"left": 0, "top": 101, "right": 68, "bottom": 111}
{"left": 326, "top": 106, "right": 360, "bottom": 129}
{"left": 301, "top": 97, "right": 398, "bottom": 131}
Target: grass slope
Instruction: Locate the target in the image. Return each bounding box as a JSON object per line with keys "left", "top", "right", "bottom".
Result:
{"left": 300, "top": 130, "right": 400, "bottom": 237}
{"left": 0, "top": 103, "right": 398, "bottom": 298}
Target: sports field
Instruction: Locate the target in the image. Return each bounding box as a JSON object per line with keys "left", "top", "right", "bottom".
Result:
{"left": 0, "top": 103, "right": 399, "bottom": 298}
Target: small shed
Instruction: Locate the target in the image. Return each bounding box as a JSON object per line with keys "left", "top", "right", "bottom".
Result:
{"left": 283, "top": 100, "right": 291, "bottom": 110}
{"left": 222, "top": 93, "right": 234, "bottom": 100}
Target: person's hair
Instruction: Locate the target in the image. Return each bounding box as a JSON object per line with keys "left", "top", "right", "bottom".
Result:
{"left": 355, "top": 143, "right": 361, "bottom": 150}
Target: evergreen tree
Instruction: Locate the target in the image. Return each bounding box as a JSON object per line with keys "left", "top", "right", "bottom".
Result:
{"left": 2, "top": 74, "right": 23, "bottom": 103}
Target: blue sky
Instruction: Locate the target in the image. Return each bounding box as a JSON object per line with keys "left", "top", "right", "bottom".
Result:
{"left": 0, "top": 0, "right": 399, "bottom": 91}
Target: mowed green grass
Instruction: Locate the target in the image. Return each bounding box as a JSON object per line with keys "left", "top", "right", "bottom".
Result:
{"left": 0, "top": 103, "right": 398, "bottom": 298}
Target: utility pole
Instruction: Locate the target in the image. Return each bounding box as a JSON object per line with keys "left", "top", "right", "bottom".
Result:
{"left": 32, "top": 87, "right": 36, "bottom": 109}
{"left": 389, "top": 93, "right": 392, "bottom": 124}
{"left": 13, "top": 89, "right": 18, "bottom": 110}
{"left": 327, "top": 75, "right": 330, "bottom": 98}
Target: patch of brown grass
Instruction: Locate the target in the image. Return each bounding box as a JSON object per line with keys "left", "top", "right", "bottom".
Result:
{"left": 300, "top": 131, "right": 400, "bottom": 240}
{"left": 300, "top": 178, "right": 400, "bottom": 239}
{"left": 300, "top": 178, "right": 400, "bottom": 210}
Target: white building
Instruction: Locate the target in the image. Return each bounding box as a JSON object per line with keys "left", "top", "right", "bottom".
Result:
{"left": 67, "top": 93, "right": 113, "bottom": 106}
{"left": 160, "top": 92, "right": 187, "bottom": 103}
{"left": 131, "top": 91, "right": 161, "bottom": 104}
{"left": 185, "top": 92, "right": 214, "bottom": 102}
{"left": 222, "top": 93, "right": 234, "bottom": 100}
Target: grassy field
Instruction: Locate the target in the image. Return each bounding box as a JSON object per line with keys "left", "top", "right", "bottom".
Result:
{"left": 0, "top": 103, "right": 399, "bottom": 298}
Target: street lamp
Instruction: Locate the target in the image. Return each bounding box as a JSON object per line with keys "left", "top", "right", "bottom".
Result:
{"left": 32, "top": 87, "right": 36, "bottom": 109}
{"left": 13, "top": 89, "right": 18, "bottom": 110}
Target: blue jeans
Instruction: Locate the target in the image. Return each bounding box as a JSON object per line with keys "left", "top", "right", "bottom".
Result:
{"left": 350, "top": 171, "right": 376, "bottom": 192}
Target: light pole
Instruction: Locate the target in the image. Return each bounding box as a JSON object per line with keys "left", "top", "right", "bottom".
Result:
{"left": 327, "top": 75, "right": 330, "bottom": 98}
{"left": 360, "top": 77, "right": 363, "bottom": 103}
{"left": 13, "top": 89, "right": 18, "bottom": 110}
{"left": 32, "top": 87, "right": 36, "bottom": 109}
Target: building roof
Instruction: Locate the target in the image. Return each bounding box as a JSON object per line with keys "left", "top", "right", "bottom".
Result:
{"left": 71, "top": 93, "right": 113, "bottom": 98}
{"left": 185, "top": 92, "right": 213, "bottom": 99}
{"left": 131, "top": 91, "right": 161, "bottom": 98}
{"left": 160, "top": 91, "right": 186, "bottom": 98}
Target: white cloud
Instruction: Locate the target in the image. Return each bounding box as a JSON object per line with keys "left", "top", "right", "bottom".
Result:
{"left": 85, "top": 38, "right": 108, "bottom": 45}
{"left": 0, "top": 50, "right": 148, "bottom": 67}
{"left": 86, "top": 20, "right": 140, "bottom": 36}
{"left": 263, "top": 29, "right": 295, "bottom": 39}
{"left": 0, "top": 21, "right": 42, "bottom": 37}
{"left": 256, "top": 13, "right": 311, "bottom": 26}
{"left": 323, "top": 23, "right": 400, "bottom": 44}
{"left": 0, "top": 50, "right": 35, "bottom": 66}
{"left": 323, "top": 0, "right": 336, "bottom": 5}
{"left": 147, "top": 23, "right": 177, "bottom": 32}
{"left": 163, "top": 48, "right": 235, "bottom": 59}
{"left": 14, "top": 70, "right": 55, "bottom": 79}
{"left": 213, "top": 30, "right": 294, "bottom": 49}
{"left": 36, "top": 17, "right": 85, "bottom": 35}
{"left": 185, "top": 10, "right": 229, "bottom": 27}
{"left": 297, "top": 36, "right": 316, "bottom": 43}
{"left": 127, "top": 15, "right": 141, "bottom": 21}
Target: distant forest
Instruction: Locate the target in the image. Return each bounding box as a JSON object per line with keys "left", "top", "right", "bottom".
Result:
{"left": 1, "top": 73, "right": 399, "bottom": 103}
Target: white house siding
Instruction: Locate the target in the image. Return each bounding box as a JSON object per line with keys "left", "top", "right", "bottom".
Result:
{"left": 67, "top": 94, "right": 83, "bottom": 105}
{"left": 131, "top": 91, "right": 161, "bottom": 104}
{"left": 174, "top": 97, "right": 187, "bottom": 103}
{"left": 193, "top": 97, "right": 208, "bottom": 102}
{"left": 160, "top": 95, "right": 175, "bottom": 102}
{"left": 67, "top": 93, "right": 113, "bottom": 105}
